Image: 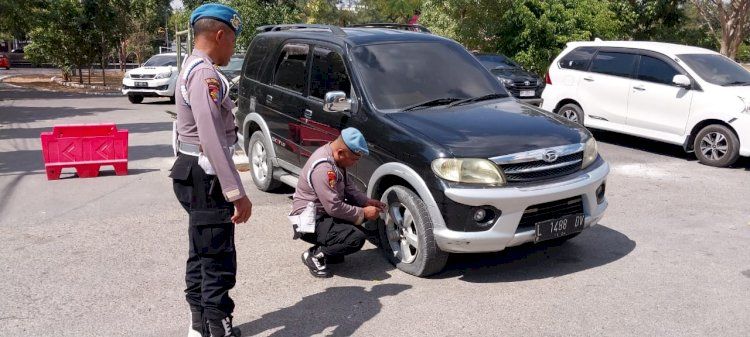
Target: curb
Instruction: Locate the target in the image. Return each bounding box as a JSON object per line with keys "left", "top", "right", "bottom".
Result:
{"left": 0, "top": 75, "right": 122, "bottom": 96}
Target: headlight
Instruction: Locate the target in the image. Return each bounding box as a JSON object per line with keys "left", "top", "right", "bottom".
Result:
{"left": 431, "top": 158, "right": 506, "bottom": 185}
{"left": 498, "top": 77, "right": 513, "bottom": 86}
{"left": 582, "top": 138, "right": 598, "bottom": 169}
{"left": 737, "top": 96, "right": 750, "bottom": 114}
{"left": 154, "top": 71, "right": 173, "bottom": 79}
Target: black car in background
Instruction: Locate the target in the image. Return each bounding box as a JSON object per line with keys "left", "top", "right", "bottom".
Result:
{"left": 473, "top": 53, "right": 545, "bottom": 106}
{"left": 220, "top": 54, "right": 245, "bottom": 103}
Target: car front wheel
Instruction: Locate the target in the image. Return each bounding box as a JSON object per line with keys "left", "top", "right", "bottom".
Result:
{"left": 249, "top": 131, "right": 281, "bottom": 191}
{"left": 128, "top": 95, "right": 143, "bottom": 104}
{"left": 694, "top": 124, "right": 740, "bottom": 167}
{"left": 558, "top": 103, "right": 584, "bottom": 125}
{"left": 378, "top": 185, "right": 448, "bottom": 277}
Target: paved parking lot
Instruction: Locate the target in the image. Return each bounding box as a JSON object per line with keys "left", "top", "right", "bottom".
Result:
{"left": 1, "top": 81, "right": 749, "bottom": 337}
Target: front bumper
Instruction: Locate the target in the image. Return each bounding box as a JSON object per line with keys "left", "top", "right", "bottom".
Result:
{"left": 731, "top": 116, "right": 750, "bottom": 156}
{"left": 518, "top": 97, "right": 543, "bottom": 106}
{"left": 122, "top": 77, "right": 174, "bottom": 97}
{"left": 434, "top": 160, "right": 609, "bottom": 253}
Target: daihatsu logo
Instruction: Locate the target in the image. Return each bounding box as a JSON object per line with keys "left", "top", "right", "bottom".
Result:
{"left": 524, "top": 80, "right": 530, "bottom": 86}
{"left": 543, "top": 150, "right": 558, "bottom": 163}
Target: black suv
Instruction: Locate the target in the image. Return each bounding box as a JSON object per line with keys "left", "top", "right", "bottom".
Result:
{"left": 236, "top": 24, "right": 609, "bottom": 277}
{"left": 474, "top": 52, "right": 545, "bottom": 106}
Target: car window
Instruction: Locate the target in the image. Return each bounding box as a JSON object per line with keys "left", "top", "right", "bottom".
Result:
{"left": 143, "top": 55, "right": 176, "bottom": 67}
{"left": 476, "top": 54, "right": 518, "bottom": 70}
{"left": 678, "top": 53, "right": 750, "bottom": 86}
{"left": 310, "top": 47, "right": 351, "bottom": 100}
{"left": 559, "top": 47, "right": 597, "bottom": 71}
{"left": 244, "top": 37, "right": 271, "bottom": 81}
{"left": 637, "top": 55, "right": 680, "bottom": 85}
{"left": 590, "top": 52, "right": 637, "bottom": 78}
{"left": 273, "top": 43, "right": 309, "bottom": 93}
{"left": 352, "top": 41, "right": 505, "bottom": 111}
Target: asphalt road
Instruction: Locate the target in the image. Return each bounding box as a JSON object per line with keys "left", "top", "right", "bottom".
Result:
{"left": 1, "top": 79, "right": 749, "bottom": 337}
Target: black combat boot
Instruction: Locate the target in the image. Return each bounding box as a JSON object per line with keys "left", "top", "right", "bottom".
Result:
{"left": 302, "top": 246, "right": 332, "bottom": 278}
{"left": 207, "top": 315, "right": 240, "bottom": 337}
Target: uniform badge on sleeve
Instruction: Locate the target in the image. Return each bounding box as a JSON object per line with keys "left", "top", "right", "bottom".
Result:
{"left": 205, "top": 78, "right": 221, "bottom": 104}
{"left": 327, "top": 170, "right": 336, "bottom": 188}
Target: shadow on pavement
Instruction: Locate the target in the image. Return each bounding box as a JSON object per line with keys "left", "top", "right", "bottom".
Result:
{"left": 0, "top": 85, "right": 104, "bottom": 100}
{"left": 0, "top": 105, "right": 123, "bottom": 125}
{"left": 591, "top": 129, "right": 693, "bottom": 160}
{"left": 237, "top": 284, "right": 411, "bottom": 337}
{"left": 0, "top": 121, "right": 172, "bottom": 140}
{"left": 432, "top": 224, "right": 635, "bottom": 283}
{"left": 328, "top": 247, "right": 395, "bottom": 281}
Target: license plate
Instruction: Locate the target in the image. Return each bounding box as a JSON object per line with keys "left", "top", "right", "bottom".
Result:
{"left": 134, "top": 81, "right": 148, "bottom": 87}
{"left": 534, "top": 213, "right": 585, "bottom": 243}
{"left": 520, "top": 90, "right": 535, "bottom": 97}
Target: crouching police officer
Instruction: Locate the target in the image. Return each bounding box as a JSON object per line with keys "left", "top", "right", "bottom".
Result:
{"left": 169, "top": 4, "right": 249, "bottom": 337}
{"left": 290, "top": 128, "right": 386, "bottom": 278}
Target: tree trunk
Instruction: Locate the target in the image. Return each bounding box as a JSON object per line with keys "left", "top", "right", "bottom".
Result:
{"left": 118, "top": 39, "right": 127, "bottom": 72}
{"left": 78, "top": 65, "right": 83, "bottom": 84}
{"left": 88, "top": 66, "right": 92, "bottom": 85}
{"left": 102, "top": 57, "right": 106, "bottom": 86}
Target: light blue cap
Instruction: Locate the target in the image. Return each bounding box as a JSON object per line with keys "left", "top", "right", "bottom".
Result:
{"left": 190, "top": 3, "right": 242, "bottom": 35}
{"left": 341, "top": 127, "right": 369, "bottom": 156}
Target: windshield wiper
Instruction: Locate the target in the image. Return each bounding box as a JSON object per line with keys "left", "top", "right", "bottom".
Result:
{"left": 723, "top": 80, "right": 750, "bottom": 86}
{"left": 402, "top": 97, "right": 462, "bottom": 111}
{"left": 448, "top": 93, "right": 508, "bottom": 108}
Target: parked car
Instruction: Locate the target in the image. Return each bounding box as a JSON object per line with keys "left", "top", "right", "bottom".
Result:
{"left": 0, "top": 54, "right": 9, "bottom": 70}
{"left": 235, "top": 24, "right": 609, "bottom": 277}
{"left": 474, "top": 52, "right": 545, "bottom": 106}
{"left": 122, "top": 52, "right": 178, "bottom": 104}
{"left": 219, "top": 53, "right": 245, "bottom": 103}
{"left": 542, "top": 40, "right": 750, "bottom": 167}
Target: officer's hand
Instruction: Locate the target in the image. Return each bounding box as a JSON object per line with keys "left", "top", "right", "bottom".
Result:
{"left": 366, "top": 199, "right": 386, "bottom": 211}
{"left": 232, "top": 196, "right": 252, "bottom": 224}
{"left": 363, "top": 206, "right": 382, "bottom": 221}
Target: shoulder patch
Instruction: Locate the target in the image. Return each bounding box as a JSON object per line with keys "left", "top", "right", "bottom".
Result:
{"left": 205, "top": 78, "right": 221, "bottom": 104}
{"left": 327, "top": 170, "right": 336, "bottom": 188}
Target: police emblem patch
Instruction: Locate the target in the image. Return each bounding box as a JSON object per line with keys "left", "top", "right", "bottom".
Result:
{"left": 327, "top": 170, "right": 336, "bottom": 188}
{"left": 205, "top": 78, "right": 221, "bottom": 104}
{"left": 231, "top": 14, "right": 241, "bottom": 31}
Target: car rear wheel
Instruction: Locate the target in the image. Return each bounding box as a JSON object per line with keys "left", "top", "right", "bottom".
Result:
{"left": 378, "top": 185, "right": 448, "bottom": 277}
{"left": 128, "top": 95, "right": 143, "bottom": 104}
{"left": 249, "top": 131, "right": 281, "bottom": 191}
{"left": 694, "top": 124, "right": 740, "bottom": 167}
{"left": 558, "top": 103, "right": 584, "bottom": 125}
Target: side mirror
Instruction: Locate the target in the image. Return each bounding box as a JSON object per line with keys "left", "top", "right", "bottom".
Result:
{"left": 324, "top": 91, "right": 351, "bottom": 115}
{"left": 673, "top": 74, "right": 691, "bottom": 88}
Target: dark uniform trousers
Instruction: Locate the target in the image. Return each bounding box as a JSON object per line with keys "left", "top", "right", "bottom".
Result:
{"left": 301, "top": 217, "right": 367, "bottom": 258}
{"left": 170, "top": 154, "right": 236, "bottom": 320}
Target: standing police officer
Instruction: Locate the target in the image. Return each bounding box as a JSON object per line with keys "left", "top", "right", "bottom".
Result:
{"left": 291, "top": 128, "right": 385, "bottom": 278}
{"left": 169, "top": 4, "right": 249, "bottom": 337}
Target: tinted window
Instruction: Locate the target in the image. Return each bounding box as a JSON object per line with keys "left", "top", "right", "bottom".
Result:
{"left": 476, "top": 54, "right": 518, "bottom": 70}
{"left": 310, "top": 47, "right": 351, "bottom": 100}
{"left": 352, "top": 42, "right": 505, "bottom": 111}
{"left": 273, "top": 43, "right": 309, "bottom": 93}
{"left": 559, "top": 47, "right": 597, "bottom": 71}
{"left": 679, "top": 53, "right": 750, "bottom": 86}
{"left": 143, "top": 55, "right": 176, "bottom": 67}
{"left": 637, "top": 55, "right": 679, "bottom": 85}
{"left": 590, "top": 52, "right": 637, "bottom": 78}
{"left": 244, "top": 37, "right": 271, "bottom": 81}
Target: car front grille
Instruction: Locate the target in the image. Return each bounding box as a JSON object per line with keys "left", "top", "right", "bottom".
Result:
{"left": 506, "top": 84, "right": 540, "bottom": 98}
{"left": 499, "top": 151, "right": 583, "bottom": 182}
{"left": 130, "top": 74, "right": 155, "bottom": 79}
{"left": 516, "top": 196, "right": 584, "bottom": 232}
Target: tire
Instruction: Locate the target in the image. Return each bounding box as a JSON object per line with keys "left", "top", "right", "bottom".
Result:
{"left": 249, "top": 131, "right": 281, "bottom": 191}
{"left": 169, "top": 94, "right": 175, "bottom": 104}
{"left": 128, "top": 95, "right": 143, "bottom": 104}
{"left": 693, "top": 124, "right": 740, "bottom": 167}
{"left": 557, "top": 103, "right": 584, "bottom": 125}
{"left": 377, "top": 185, "right": 448, "bottom": 277}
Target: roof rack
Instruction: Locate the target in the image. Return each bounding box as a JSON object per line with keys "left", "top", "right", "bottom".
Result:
{"left": 256, "top": 24, "right": 347, "bottom": 36}
{"left": 349, "top": 23, "right": 431, "bottom": 34}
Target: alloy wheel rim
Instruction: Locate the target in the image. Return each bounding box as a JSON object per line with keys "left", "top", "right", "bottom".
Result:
{"left": 562, "top": 109, "right": 578, "bottom": 122}
{"left": 384, "top": 197, "right": 419, "bottom": 264}
{"left": 251, "top": 140, "right": 269, "bottom": 182}
{"left": 699, "top": 132, "right": 728, "bottom": 161}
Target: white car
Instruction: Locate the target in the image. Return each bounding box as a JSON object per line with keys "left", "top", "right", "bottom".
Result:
{"left": 122, "top": 53, "right": 178, "bottom": 104}
{"left": 542, "top": 41, "right": 750, "bottom": 167}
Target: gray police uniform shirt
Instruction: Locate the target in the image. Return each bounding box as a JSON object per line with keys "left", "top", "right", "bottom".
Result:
{"left": 292, "top": 144, "right": 369, "bottom": 224}
{"left": 176, "top": 49, "right": 245, "bottom": 202}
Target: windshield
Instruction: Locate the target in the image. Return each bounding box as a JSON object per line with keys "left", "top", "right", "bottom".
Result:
{"left": 221, "top": 56, "right": 244, "bottom": 72}
{"left": 476, "top": 54, "right": 518, "bottom": 70}
{"left": 143, "top": 55, "right": 176, "bottom": 67}
{"left": 678, "top": 53, "right": 750, "bottom": 86}
{"left": 352, "top": 42, "right": 505, "bottom": 111}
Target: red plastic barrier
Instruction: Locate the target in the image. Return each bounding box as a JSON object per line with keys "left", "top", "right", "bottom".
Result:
{"left": 40, "top": 124, "right": 129, "bottom": 180}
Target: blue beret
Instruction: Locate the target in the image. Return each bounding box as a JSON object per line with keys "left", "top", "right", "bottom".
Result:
{"left": 341, "top": 128, "right": 369, "bottom": 156}
{"left": 190, "top": 3, "right": 242, "bottom": 35}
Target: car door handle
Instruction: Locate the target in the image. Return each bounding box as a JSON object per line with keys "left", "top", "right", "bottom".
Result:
{"left": 266, "top": 94, "right": 273, "bottom": 103}
{"left": 633, "top": 86, "right": 645, "bottom": 91}
{"left": 304, "top": 109, "right": 313, "bottom": 119}
{"left": 583, "top": 77, "right": 594, "bottom": 82}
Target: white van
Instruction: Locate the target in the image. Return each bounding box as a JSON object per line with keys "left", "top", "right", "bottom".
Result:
{"left": 542, "top": 41, "right": 750, "bottom": 167}
{"left": 122, "top": 53, "right": 178, "bottom": 104}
